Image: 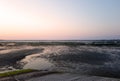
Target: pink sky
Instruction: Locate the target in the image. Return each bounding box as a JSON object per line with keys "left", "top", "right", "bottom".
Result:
{"left": 0, "top": 0, "right": 119, "bottom": 40}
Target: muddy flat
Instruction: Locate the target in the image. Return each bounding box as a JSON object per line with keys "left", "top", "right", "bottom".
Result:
{"left": 0, "top": 47, "right": 43, "bottom": 66}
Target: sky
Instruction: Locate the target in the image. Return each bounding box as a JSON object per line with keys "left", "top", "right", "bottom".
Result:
{"left": 0, "top": 0, "right": 120, "bottom": 40}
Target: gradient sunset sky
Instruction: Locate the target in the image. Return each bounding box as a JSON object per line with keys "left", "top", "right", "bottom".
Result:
{"left": 0, "top": 0, "right": 120, "bottom": 40}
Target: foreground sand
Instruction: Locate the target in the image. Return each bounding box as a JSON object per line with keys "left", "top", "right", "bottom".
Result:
{"left": 27, "top": 73, "right": 120, "bottom": 81}
{"left": 1, "top": 71, "right": 120, "bottom": 81}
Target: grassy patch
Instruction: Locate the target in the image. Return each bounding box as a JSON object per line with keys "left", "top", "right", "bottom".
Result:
{"left": 0, "top": 69, "right": 36, "bottom": 77}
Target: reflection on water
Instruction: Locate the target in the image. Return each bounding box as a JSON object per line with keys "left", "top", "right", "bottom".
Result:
{"left": 23, "top": 58, "right": 54, "bottom": 70}
{"left": 20, "top": 54, "right": 54, "bottom": 70}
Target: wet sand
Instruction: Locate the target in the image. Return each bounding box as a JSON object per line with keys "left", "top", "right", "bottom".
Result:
{"left": 1, "top": 71, "right": 120, "bottom": 81}
{"left": 27, "top": 73, "right": 120, "bottom": 81}
{"left": 0, "top": 43, "right": 120, "bottom": 81}
{"left": 0, "top": 47, "right": 43, "bottom": 67}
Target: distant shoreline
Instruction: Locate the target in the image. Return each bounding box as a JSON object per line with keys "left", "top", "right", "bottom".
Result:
{"left": 0, "top": 40, "right": 120, "bottom": 47}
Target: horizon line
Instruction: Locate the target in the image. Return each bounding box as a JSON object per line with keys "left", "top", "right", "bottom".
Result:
{"left": 0, "top": 39, "right": 120, "bottom": 41}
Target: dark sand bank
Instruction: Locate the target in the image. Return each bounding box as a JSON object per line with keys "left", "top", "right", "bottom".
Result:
{"left": 0, "top": 40, "right": 120, "bottom": 46}
{"left": 0, "top": 48, "right": 43, "bottom": 67}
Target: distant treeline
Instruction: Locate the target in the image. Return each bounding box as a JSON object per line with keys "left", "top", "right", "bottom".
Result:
{"left": 0, "top": 40, "right": 120, "bottom": 46}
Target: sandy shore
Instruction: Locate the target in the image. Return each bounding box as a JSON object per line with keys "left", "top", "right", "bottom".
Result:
{"left": 1, "top": 71, "right": 120, "bottom": 81}
{"left": 27, "top": 73, "right": 120, "bottom": 81}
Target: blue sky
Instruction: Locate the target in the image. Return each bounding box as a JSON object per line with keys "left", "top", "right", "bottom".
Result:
{"left": 0, "top": 0, "right": 119, "bottom": 40}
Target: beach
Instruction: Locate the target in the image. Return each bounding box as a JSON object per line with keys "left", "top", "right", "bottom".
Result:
{"left": 0, "top": 41, "right": 120, "bottom": 81}
{"left": 1, "top": 71, "right": 120, "bottom": 81}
